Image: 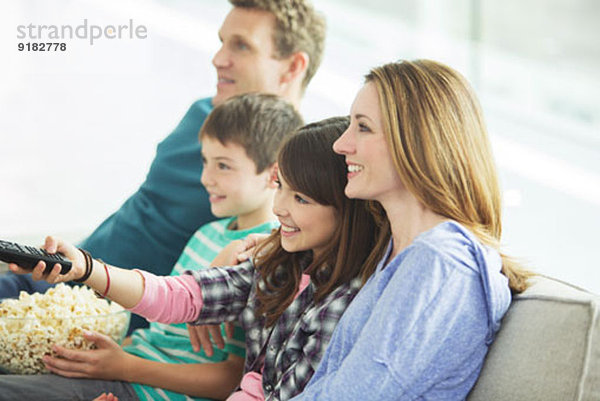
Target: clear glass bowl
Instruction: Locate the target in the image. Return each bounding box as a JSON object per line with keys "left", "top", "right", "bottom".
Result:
{"left": 0, "top": 290, "right": 130, "bottom": 374}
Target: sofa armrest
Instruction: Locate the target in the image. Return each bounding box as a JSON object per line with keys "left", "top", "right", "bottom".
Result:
{"left": 468, "top": 275, "right": 600, "bottom": 401}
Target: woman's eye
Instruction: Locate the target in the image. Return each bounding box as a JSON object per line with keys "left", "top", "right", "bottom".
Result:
{"left": 218, "top": 163, "right": 231, "bottom": 170}
{"left": 358, "top": 122, "right": 371, "bottom": 132}
{"left": 294, "top": 194, "right": 309, "bottom": 204}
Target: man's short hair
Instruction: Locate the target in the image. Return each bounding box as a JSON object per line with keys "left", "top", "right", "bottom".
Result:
{"left": 200, "top": 93, "right": 304, "bottom": 173}
{"left": 229, "top": 0, "right": 326, "bottom": 91}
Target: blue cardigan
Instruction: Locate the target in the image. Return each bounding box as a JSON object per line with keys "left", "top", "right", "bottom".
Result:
{"left": 293, "top": 221, "right": 511, "bottom": 401}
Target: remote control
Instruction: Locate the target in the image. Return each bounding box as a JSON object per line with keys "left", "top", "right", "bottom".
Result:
{"left": 0, "top": 239, "right": 72, "bottom": 275}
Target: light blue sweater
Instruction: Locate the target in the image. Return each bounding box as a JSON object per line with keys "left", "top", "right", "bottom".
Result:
{"left": 293, "top": 221, "right": 511, "bottom": 401}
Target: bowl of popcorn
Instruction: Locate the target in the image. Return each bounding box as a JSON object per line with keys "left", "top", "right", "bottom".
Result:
{"left": 0, "top": 283, "right": 130, "bottom": 374}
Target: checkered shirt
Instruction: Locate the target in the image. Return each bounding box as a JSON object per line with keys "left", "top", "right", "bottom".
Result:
{"left": 187, "top": 260, "right": 362, "bottom": 401}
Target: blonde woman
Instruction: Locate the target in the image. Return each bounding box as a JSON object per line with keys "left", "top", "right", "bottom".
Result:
{"left": 292, "top": 60, "right": 532, "bottom": 400}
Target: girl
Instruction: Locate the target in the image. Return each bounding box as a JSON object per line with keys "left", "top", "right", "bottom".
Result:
{"left": 292, "top": 60, "right": 534, "bottom": 400}
{"left": 10, "top": 117, "right": 384, "bottom": 401}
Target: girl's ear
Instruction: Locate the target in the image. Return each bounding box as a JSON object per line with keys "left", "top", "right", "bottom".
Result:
{"left": 267, "top": 163, "right": 279, "bottom": 189}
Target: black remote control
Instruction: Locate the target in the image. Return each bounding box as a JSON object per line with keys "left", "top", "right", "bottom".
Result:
{"left": 0, "top": 239, "right": 72, "bottom": 275}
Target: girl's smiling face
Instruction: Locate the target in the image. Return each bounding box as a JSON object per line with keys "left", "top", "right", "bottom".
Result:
{"left": 273, "top": 172, "right": 337, "bottom": 258}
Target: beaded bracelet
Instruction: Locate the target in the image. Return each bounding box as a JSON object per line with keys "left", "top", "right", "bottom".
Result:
{"left": 74, "top": 248, "right": 93, "bottom": 283}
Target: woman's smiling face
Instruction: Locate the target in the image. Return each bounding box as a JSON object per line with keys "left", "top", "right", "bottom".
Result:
{"left": 333, "top": 82, "right": 405, "bottom": 203}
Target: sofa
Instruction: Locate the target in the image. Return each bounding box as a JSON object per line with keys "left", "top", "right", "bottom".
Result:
{"left": 468, "top": 275, "right": 600, "bottom": 401}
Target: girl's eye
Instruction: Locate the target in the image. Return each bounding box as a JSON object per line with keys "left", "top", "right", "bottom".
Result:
{"left": 294, "top": 194, "right": 309, "bottom": 204}
{"left": 218, "top": 162, "right": 231, "bottom": 170}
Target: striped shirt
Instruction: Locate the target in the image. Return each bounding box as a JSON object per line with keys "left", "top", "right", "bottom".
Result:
{"left": 124, "top": 217, "right": 278, "bottom": 401}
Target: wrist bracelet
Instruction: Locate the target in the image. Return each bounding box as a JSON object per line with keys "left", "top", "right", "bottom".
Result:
{"left": 94, "top": 261, "right": 111, "bottom": 298}
{"left": 74, "top": 248, "right": 93, "bottom": 283}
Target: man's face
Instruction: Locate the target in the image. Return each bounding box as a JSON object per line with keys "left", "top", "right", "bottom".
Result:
{"left": 212, "top": 7, "right": 289, "bottom": 106}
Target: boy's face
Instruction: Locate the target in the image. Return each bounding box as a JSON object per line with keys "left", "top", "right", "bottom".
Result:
{"left": 211, "top": 7, "right": 290, "bottom": 106}
{"left": 201, "top": 136, "right": 274, "bottom": 228}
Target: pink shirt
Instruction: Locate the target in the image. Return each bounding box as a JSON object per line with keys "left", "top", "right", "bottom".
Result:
{"left": 129, "top": 270, "right": 312, "bottom": 401}
{"left": 130, "top": 270, "right": 203, "bottom": 323}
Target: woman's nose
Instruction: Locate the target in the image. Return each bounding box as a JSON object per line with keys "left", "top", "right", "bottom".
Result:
{"left": 333, "top": 127, "right": 354, "bottom": 155}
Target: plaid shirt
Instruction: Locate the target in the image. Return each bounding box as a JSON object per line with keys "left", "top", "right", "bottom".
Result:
{"left": 187, "top": 260, "right": 362, "bottom": 401}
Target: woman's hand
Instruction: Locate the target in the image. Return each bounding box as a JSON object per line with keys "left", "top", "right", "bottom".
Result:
{"left": 42, "top": 331, "right": 132, "bottom": 381}
{"left": 7, "top": 236, "right": 86, "bottom": 283}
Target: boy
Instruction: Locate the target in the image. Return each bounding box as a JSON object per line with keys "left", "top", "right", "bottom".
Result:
{"left": 0, "top": 93, "right": 303, "bottom": 401}
{"left": 121, "top": 93, "right": 303, "bottom": 401}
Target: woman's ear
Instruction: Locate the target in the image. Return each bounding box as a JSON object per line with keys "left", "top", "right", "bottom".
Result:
{"left": 281, "top": 52, "right": 309, "bottom": 84}
{"left": 267, "top": 163, "right": 279, "bottom": 188}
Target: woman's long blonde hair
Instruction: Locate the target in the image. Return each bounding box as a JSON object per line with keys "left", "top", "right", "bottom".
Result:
{"left": 366, "top": 59, "right": 532, "bottom": 292}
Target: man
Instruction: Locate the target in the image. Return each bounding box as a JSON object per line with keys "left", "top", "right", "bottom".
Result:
{"left": 0, "top": 0, "right": 326, "bottom": 332}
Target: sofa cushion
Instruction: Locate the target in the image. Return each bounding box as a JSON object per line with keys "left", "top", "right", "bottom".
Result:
{"left": 468, "top": 275, "right": 599, "bottom": 401}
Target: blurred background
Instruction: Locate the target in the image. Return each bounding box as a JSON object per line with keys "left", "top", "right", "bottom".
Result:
{"left": 1, "top": 0, "right": 599, "bottom": 292}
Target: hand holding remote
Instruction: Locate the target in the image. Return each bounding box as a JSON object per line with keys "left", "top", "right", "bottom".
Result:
{"left": 8, "top": 236, "right": 86, "bottom": 283}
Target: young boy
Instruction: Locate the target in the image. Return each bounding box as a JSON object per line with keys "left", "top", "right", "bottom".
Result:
{"left": 122, "top": 93, "right": 303, "bottom": 401}
{"left": 0, "top": 93, "right": 303, "bottom": 401}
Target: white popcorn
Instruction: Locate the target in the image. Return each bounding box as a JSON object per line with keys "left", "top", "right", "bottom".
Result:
{"left": 0, "top": 284, "right": 129, "bottom": 374}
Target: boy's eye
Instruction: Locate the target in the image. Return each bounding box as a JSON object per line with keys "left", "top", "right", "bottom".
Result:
{"left": 294, "top": 194, "right": 309, "bottom": 204}
{"left": 234, "top": 39, "right": 249, "bottom": 51}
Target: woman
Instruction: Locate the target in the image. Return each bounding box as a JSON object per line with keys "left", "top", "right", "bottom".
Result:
{"left": 10, "top": 117, "right": 384, "bottom": 401}
{"left": 291, "top": 60, "right": 532, "bottom": 400}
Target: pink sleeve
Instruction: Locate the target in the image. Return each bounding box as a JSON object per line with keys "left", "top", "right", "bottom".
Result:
{"left": 128, "top": 270, "right": 203, "bottom": 324}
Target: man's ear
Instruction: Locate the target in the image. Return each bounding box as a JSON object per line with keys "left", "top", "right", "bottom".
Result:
{"left": 267, "top": 163, "right": 279, "bottom": 188}
{"left": 281, "top": 52, "right": 309, "bottom": 84}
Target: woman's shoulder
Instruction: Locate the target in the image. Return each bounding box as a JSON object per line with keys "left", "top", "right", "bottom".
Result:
{"left": 409, "top": 221, "right": 501, "bottom": 276}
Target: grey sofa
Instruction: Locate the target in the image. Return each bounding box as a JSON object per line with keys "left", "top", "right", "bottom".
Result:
{"left": 468, "top": 275, "right": 600, "bottom": 401}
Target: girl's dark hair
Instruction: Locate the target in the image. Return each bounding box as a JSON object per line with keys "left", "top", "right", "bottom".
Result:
{"left": 255, "top": 116, "right": 386, "bottom": 327}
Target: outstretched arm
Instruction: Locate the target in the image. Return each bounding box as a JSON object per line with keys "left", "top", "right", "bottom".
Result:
{"left": 8, "top": 236, "right": 144, "bottom": 308}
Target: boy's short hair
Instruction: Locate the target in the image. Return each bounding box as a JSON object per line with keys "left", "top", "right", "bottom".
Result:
{"left": 229, "top": 0, "right": 326, "bottom": 91}
{"left": 201, "top": 93, "right": 303, "bottom": 173}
